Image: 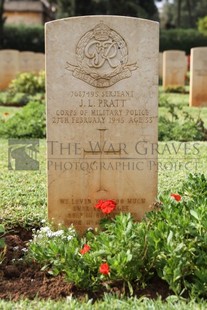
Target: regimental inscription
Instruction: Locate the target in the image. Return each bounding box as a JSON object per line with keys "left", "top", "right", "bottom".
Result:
{"left": 66, "top": 21, "right": 138, "bottom": 87}
{"left": 52, "top": 107, "right": 153, "bottom": 125}
{"left": 51, "top": 89, "right": 154, "bottom": 125}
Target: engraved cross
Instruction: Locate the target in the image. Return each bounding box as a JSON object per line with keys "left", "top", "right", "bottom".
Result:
{"left": 83, "top": 128, "right": 121, "bottom": 192}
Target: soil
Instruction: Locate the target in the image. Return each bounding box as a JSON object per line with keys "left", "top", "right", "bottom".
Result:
{"left": 0, "top": 227, "right": 172, "bottom": 301}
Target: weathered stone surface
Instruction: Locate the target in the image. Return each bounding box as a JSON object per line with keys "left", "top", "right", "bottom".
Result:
{"left": 163, "top": 50, "right": 187, "bottom": 89}
{"left": 46, "top": 16, "right": 159, "bottom": 232}
{"left": 159, "top": 52, "right": 163, "bottom": 79}
{"left": 190, "top": 47, "right": 207, "bottom": 107}
{"left": 19, "top": 51, "right": 36, "bottom": 73}
{"left": 0, "top": 50, "right": 19, "bottom": 90}
{"left": 34, "top": 53, "right": 45, "bottom": 73}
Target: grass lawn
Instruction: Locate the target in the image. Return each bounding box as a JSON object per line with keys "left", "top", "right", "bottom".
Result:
{"left": 0, "top": 296, "right": 207, "bottom": 310}
{"left": 159, "top": 87, "right": 207, "bottom": 127}
{"left": 0, "top": 106, "right": 21, "bottom": 118}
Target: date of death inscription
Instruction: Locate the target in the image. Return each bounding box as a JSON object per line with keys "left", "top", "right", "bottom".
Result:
{"left": 51, "top": 90, "right": 156, "bottom": 125}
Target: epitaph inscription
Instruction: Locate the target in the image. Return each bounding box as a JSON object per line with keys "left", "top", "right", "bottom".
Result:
{"left": 46, "top": 16, "right": 159, "bottom": 232}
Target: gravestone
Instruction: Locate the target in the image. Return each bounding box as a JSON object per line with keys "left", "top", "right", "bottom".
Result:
{"left": 0, "top": 50, "right": 19, "bottom": 90}
{"left": 19, "top": 51, "right": 36, "bottom": 73}
{"left": 189, "top": 47, "right": 207, "bottom": 107}
{"left": 159, "top": 52, "right": 163, "bottom": 80}
{"left": 34, "top": 53, "right": 45, "bottom": 73}
{"left": 46, "top": 16, "right": 159, "bottom": 232}
{"left": 163, "top": 50, "right": 187, "bottom": 89}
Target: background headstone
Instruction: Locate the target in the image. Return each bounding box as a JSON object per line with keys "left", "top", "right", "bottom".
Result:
{"left": 19, "top": 51, "right": 36, "bottom": 73}
{"left": 0, "top": 50, "right": 19, "bottom": 90}
{"left": 189, "top": 47, "right": 207, "bottom": 107}
{"left": 34, "top": 53, "right": 45, "bottom": 73}
{"left": 159, "top": 52, "right": 163, "bottom": 80}
{"left": 163, "top": 50, "right": 187, "bottom": 89}
{"left": 46, "top": 16, "right": 159, "bottom": 232}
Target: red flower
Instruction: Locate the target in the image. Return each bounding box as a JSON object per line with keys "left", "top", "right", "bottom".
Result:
{"left": 94, "top": 200, "right": 104, "bottom": 210}
{"left": 80, "top": 244, "right": 90, "bottom": 255}
{"left": 94, "top": 200, "right": 116, "bottom": 214}
{"left": 99, "top": 262, "right": 110, "bottom": 275}
{"left": 170, "top": 193, "right": 182, "bottom": 202}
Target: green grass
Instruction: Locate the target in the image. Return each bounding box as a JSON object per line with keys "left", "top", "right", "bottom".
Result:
{"left": 0, "top": 139, "right": 46, "bottom": 228}
{"left": 0, "top": 106, "right": 21, "bottom": 118}
{"left": 158, "top": 141, "right": 207, "bottom": 192}
{"left": 0, "top": 296, "right": 206, "bottom": 310}
{"left": 159, "top": 86, "right": 189, "bottom": 106}
{"left": 159, "top": 88, "right": 207, "bottom": 127}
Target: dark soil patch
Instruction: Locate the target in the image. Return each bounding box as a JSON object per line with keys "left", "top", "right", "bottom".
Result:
{"left": 0, "top": 227, "right": 172, "bottom": 301}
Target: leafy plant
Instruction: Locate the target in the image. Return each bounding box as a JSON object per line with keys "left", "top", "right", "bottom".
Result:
{"left": 160, "top": 29, "right": 207, "bottom": 54}
{"left": 165, "top": 86, "right": 186, "bottom": 94}
{"left": 3, "top": 24, "right": 44, "bottom": 52}
{"left": 159, "top": 103, "right": 207, "bottom": 141}
{"left": 146, "top": 174, "right": 207, "bottom": 298}
{"left": 198, "top": 16, "right": 207, "bottom": 36}
{"left": 0, "top": 224, "right": 6, "bottom": 264}
{"left": 0, "top": 91, "right": 30, "bottom": 106}
{"left": 0, "top": 101, "right": 46, "bottom": 138}
{"left": 8, "top": 71, "right": 45, "bottom": 96}
{"left": 0, "top": 71, "right": 45, "bottom": 107}
{"left": 27, "top": 174, "right": 207, "bottom": 299}
{"left": 159, "top": 93, "right": 170, "bottom": 107}
{"left": 28, "top": 213, "right": 151, "bottom": 292}
{"left": 81, "top": 213, "right": 151, "bottom": 292}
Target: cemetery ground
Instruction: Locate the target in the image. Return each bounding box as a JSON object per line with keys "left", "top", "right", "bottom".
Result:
{"left": 0, "top": 89, "right": 207, "bottom": 309}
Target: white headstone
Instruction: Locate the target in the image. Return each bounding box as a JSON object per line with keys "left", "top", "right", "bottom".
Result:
{"left": 19, "top": 51, "right": 36, "bottom": 73}
{"left": 34, "top": 53, "right": 45, "bottom": 73}
{"left": 0, "top": 50, "right": 19, "bottom": 90}
{"left": 159, "top": 52, "right": 163, "bottom": 80}
{"left": 46, "top": 16, "right": 159, "bottom": 232}
{"left": 189, "top": 47, "right": 207, "bottom": 107}
{"left": 163, "top": 50, "right": 187, "bottom": 89}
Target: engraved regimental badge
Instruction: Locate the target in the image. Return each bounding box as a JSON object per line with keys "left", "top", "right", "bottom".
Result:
{"left": 66, "top": 21, "right": 138, "bottom": 88}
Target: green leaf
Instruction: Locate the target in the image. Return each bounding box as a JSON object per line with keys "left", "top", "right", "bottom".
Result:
{"left": 167, "top": 230, "right": 173, "bottom": 245}
{"left": 127, "top": 281, "right": 133, "bottom": 296}
{"left": 190, "top": 210, "right": 199, "bottom": 221}
{"left": 0, "top": 239, "right": 5, "bottom": 248}
{"left": 0, "top": 224, "right": 5, "bottom": 234}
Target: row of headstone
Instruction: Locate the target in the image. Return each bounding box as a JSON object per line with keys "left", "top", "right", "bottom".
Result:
{"left": 1, "top": 47, "right": 206, "bottom": 107}
{"left": 0, "top": 50, "right": 45, "bottom": 90}
{"left": 159, "top": 48, "right": 207, "bottom": 107}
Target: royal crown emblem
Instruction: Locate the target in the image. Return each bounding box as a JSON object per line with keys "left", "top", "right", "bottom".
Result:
{"left": 66, "top": 21, "right": 138, "bottom": 88}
